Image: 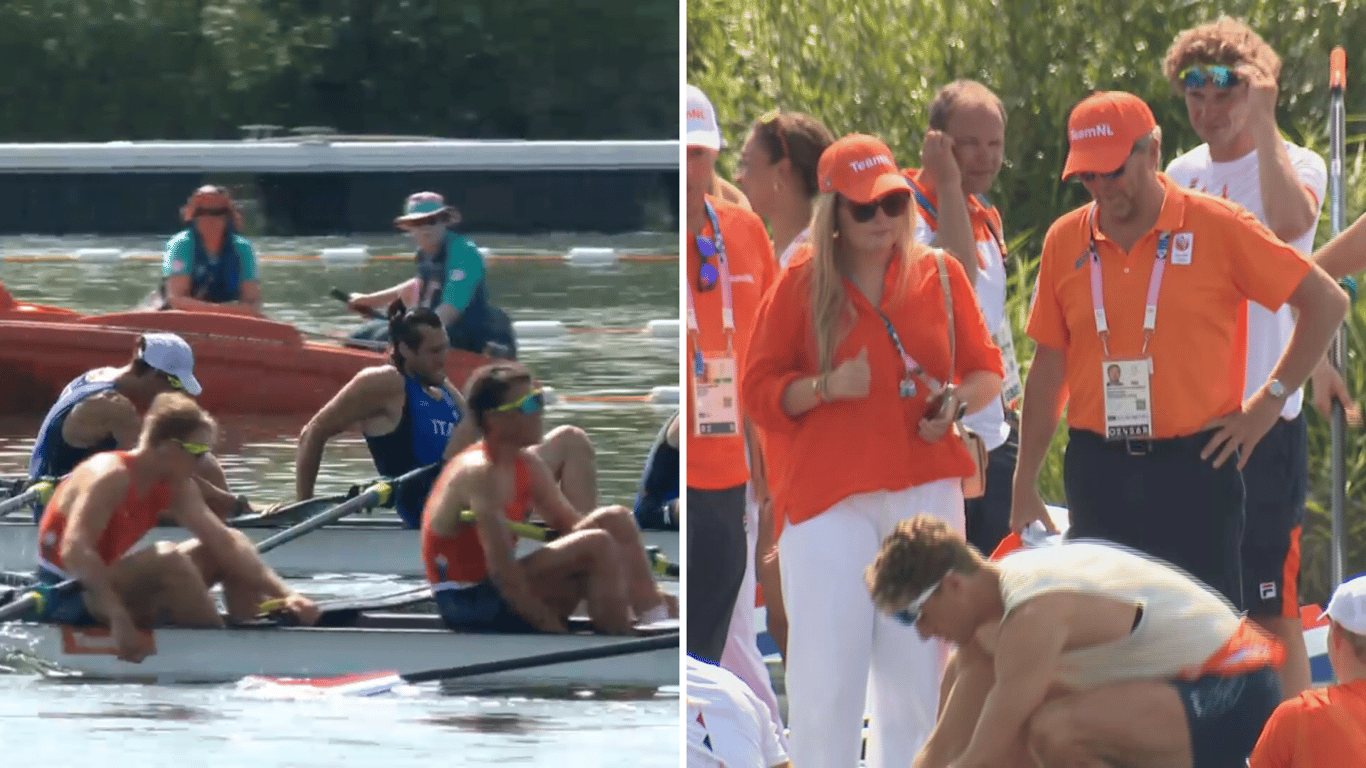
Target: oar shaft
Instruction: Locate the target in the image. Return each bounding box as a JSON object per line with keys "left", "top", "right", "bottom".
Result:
{"left": 255, "top": 463, "right": 438, "bottom": 554}
{"left": 0, "top": 477, "right": 62, "bottom": 519}
{"left": 1329, "top": 46, "right": 1348, "bottom": 590}
{"left": 402, "top": 631, "right": 679, "bottom": 684}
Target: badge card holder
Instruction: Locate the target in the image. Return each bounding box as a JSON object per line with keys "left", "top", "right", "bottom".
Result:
{"left": 1090, "top": 221, "right": 1171, "bottom": 442}
{"left": 689, "top": 200, "right": 742, "bottom": 437}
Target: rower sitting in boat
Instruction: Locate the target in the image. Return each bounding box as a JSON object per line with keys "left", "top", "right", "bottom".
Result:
{"left": 342, "top": 191, "right": 517, "bottom": 358}
{"left": 295, "top": 301, "right": 597, "bottom": 528}
{"left": 632, "top": 410, "right": 679, "bottom": 531}
{"left": 26, "top": 392, "right": 319, "bottom": 663}
{"left": 28, "top": 332, "right": 250, "bottom": 521}
{"left": 423, "top": 361, "right": 678, "bottom": 635}
{"left": 153, "top": 185, "right": 263, "bottom": 317}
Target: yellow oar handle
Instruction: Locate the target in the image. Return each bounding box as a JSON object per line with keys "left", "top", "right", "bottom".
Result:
{"left": 456, "top": 509, "right": 552, "bottom": 542}
{"left": 257, "top": 597, "right": 287, "bottom": 616}
{"left": 454, "top": 510, "right": 679, "bottom": 576}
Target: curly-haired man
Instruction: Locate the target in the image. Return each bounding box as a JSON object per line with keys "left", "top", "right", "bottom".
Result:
{"left": 1164, "top": 16, "right": 1336, "bottom": 699}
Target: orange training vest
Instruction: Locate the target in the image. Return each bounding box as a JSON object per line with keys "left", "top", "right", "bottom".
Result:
{"left": 422, "top": 451, "right": 531, "bottom": 586}
{"left": 37, "top": 451, "right": 172, "bottom": 573}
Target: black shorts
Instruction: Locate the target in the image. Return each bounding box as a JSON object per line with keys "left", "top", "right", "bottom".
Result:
{"left": 434, "top": 581, "right": 538, "bottom": 634}
{"left": 1170, "top": 667, "right": 1280, "bottom": 767}
{"left": 1240, "top": 413, "right": 1307, "bottom": 619}
{"left": 1064, "top": 429, "right": 1245, "bottom": 610}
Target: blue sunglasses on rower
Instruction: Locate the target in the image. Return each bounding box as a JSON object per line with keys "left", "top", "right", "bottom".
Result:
{"left": 695, "top": 235, "right": 720, "bottom": 292}
{"left": 1180, "top": 65, "right": 1240, "bottom": 90}
{"left": 495, "top": 388, "right": 545, "bottom": 415}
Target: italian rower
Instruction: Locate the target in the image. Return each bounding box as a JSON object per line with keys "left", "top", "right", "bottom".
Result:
{"left": 296, "top": 301, "right": 598, "bottom": 527}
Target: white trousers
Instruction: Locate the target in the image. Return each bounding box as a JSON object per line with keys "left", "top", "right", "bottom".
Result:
{"left": 720, "top": 486, "right": 788, "bottom": 749}
{"left": 779, "top": 481, "right": 964, "bottom": 768}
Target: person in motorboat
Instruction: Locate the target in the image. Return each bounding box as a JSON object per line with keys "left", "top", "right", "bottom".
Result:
{"left": 342, "top": 191, "right": 517, "bottom": 359}
{"left": 28, "top": 332, "right": 250, "bottom": 521}
{"left": 632, "top": 410, "right": 679, "bottom": 531}
{"left": 154, "top": 185, "right": 263, "bottom": 316}
{"left": 295, "top": 301, "right": 597, "bottom": 528}
{"left": 421, "top": 361, "right": 677, "bottom": 635}
{"left": 25, "top": 392, "right": 319, "bottom": 663}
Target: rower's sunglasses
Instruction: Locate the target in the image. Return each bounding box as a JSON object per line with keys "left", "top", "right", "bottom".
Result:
{"left": 1180, "top": 65, "right": 1240, "bottom": 90}
{"left": 194, "top": 206, "right": 231, "bottom": 217}
{"left": 172, "top": 439, "right": 212, "bottom": 457}
{"left": 848, "top": 191, "right": 911, "bottom": 224}
{"left": 695, "top": 235, "right": 720, "bottom": 292}
{"left": 891, "top": 576, "right": 943, "bottom": 627}
{"left": 495, "top": 388, "right": 545, "bottom": 415}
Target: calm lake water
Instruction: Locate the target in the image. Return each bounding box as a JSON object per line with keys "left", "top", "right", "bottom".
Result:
{"left": 0, "top": 232, "right": 682, "bottom": 767}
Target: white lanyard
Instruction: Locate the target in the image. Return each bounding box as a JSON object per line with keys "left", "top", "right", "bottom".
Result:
{"left": 1087, "top": 207, "right": 1172, "bottom": 358}
{"left": 687, "top": 200, "right": 735, "bottom": 375}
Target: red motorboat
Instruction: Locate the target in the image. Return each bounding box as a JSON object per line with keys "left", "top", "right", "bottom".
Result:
{"left": 0, "top": 284, "right": 492, "bottom": 416}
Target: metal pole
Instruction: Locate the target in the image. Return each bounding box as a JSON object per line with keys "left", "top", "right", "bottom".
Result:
{"left": 1329, "top": 47, "right": 1348, "bottom": 590}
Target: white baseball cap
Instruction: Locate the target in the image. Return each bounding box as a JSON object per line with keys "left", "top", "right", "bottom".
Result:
{"left": 686, "top": 85, "right": 723, "bottom": 151}
{"left": 139, "top": 333, "right": 203, "bottom": 396}
{"left": 1320, "top": 574, "right": 1366, "bottom": 634}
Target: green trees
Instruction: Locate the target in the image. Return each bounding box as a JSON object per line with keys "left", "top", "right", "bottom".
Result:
{"left": 0, "top": 0, "right": 677, "bottom": 140}
{"left": 689, "top": 0, "right": 1366, "bottom": 601}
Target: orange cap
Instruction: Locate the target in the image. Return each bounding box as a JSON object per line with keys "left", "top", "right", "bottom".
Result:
{"left": 1060, "top": 92, "right": 1157, "bottom": 180}
{"left": 817, "top": 134, "right": 911, "bottom": 204}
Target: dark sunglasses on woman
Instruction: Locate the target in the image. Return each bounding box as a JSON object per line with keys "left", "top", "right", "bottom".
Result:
{"left": 848, "top": 191, "right": 911, "bottom": 223}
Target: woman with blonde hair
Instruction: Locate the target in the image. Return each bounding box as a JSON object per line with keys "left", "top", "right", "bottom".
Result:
{"left": 741, "top": 133, "right": 1004, "bottom": 768}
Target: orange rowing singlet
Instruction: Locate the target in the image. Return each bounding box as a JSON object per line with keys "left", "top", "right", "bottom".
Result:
{"left": 37, "top": 451, "right": 173, "bottom": 573}
{"left": 422, "top": 448, "right": 532, "bottom": 587}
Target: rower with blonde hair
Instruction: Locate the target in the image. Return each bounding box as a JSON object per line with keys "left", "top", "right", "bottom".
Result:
{"left": 28, "top": 392, "right": 318, "bottom": 663}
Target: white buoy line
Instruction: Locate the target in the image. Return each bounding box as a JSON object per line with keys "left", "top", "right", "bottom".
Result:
{"left": 6, "top": 246, "right": 677, "bottom": 266}
{"left": 513, "top": 319, "right": 678, "bottom": 339}
{"left": 541, "top": 385, "right": 679, "bottom": 406}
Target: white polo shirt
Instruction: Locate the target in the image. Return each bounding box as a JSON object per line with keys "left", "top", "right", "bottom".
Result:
{"left": 686, "top": 658, "right": 788, "bottom": 768}
{"left": 1165, "top": 141, "right": 1327, "bottom": 420}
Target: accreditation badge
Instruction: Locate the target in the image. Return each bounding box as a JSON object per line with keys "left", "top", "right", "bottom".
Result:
{"left": 693, "top": 353, "right": 740, "bottom": 436}
{"left": 1102, "top": 358, "right": 1153, "bottom": 440}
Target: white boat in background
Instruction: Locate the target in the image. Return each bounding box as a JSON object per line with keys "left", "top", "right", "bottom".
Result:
{"left": 0, "top": 513, "right": 678, "bottom": 579}
{"left": 6, "top": 613, "right": 679, "bottom": 687}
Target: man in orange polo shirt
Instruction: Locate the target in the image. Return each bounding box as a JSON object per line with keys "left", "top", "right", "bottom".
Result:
{"left": 906, "top": 80, "right": 1023, "bottom": 558}
{"left": 1012, "top": 91, "right": 1346, "bottom": 611}
{"left": 1250, "top": 573, "right": 1366, "bottom": 766}
{"left": 686, "top": 84, "right": 777, "bottom": 663}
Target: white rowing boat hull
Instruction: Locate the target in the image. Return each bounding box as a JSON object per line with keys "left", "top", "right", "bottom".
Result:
{"left": 0, "top": 519, "right": 678, "bottom": 578}
{"left": 11, "top": 614, "right": 679, "bottom": 687}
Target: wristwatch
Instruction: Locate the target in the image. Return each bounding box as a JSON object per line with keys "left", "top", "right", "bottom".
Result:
{"left": 1267, "top": 379, "right": 1287, "bottom": 399}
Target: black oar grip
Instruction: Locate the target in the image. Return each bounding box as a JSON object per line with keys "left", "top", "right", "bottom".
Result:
{"left": 330, "top": 287, "right": 384, "bottom": 320}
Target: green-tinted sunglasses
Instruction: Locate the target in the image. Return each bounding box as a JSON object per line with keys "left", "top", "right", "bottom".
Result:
{"left": 172, "top": 438, "right": 211, "bottom": 456}
{"left": 495, "top": 389, "right": 545, "bottom": 415}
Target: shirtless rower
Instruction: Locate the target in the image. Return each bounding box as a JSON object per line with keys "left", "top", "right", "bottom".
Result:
{"left": 28, "top": 332, "right": 247, "bottom": 521}
{"left": 28, "top": 392, "right": 319, "bottom": 663}
{"left": 296, "top": 301, "right": 598, "bottom": 527}
{"left": 421, "top": 361, "right": 677, "bottom": 635}
{"left": 865, "top": 515, "right": 1283, "bottom": 768}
